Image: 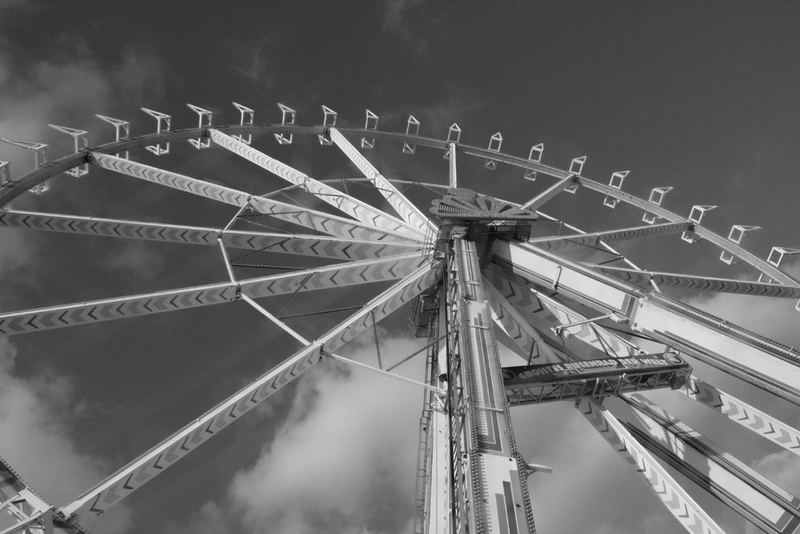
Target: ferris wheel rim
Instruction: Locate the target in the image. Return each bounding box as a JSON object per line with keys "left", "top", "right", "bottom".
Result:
{"left": 2, "top": 122, "right": 795, "bottom": 288}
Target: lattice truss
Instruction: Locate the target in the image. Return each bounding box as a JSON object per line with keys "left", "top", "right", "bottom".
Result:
{"left": 0, "top": 103, "right": 798, "bottom": 534}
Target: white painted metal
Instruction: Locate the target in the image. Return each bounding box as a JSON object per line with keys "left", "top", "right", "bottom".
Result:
{"left": 329, "top": 127, "right": 436, "bottom": 234}
{"left": 0, "top": 253, "right": 426, "bottom": 335}
{"left": 682, "top": 376, "right": 800, "bottom": 457}
{"left": 490, "top": 240, "right": 800, "bottom": 403}
{"left": 448, "top": 142, "right": 457, "bottom": 189}
{"left": 578, "top": 398, "right": 724, "bottom": 534}
{"left": 519, "top": 174, "right": 577, "bottom": 210}
{"left": 209, "top": 129, "right": 422, "bottom": 237}
{"left": 623, "top": 394, "right": 800, "bottom": 533}
{"left": 58, "top": 266, "right": 437, "bottom": 526}
{"left": 91, "top": 152, "right": 418, "bottom": 243}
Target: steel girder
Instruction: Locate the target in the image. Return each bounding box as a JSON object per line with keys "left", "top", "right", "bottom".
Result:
{"left": 0, "top": 209, "right": 419, "bottom": 260}
{"left": 489, "top": 240, "right": 800, "bottom": 405}
{"left": 0, "top": 254, "right": 426, "bottom": 335}
{"left": 329, "top": 128, "right": 437, "bottom": 236}
{"left": 578, "top": 398, "right": 724, "bottom": 534}
{"left": 445, "top": 236, "right": 535, "bottom": 534}
{"left": 622, "top": 394, "right": 800, "bottom": 534}
{"left": 91, "top": 153, "right": 419, "bottom": 244}
{"left": 209, "top": 129, "right": 422, "bottom": 237}
{"left": 58, "top": 265, "right": 439, "bottom": 527}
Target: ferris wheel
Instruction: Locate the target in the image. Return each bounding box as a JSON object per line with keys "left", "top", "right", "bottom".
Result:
{"left": 0, "top": 102, "right": 799, "bottom": 534}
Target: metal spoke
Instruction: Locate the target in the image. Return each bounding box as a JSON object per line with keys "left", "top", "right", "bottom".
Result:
{"left": 58, "top": 264, "right": 439, "bottom": 525}
{"left": 0, "top": 254, "right": 427, "bottom": 335}
{"left": 530, "top": 221, "right": 690, "bottom": 251}
{"left": 329, "top": 128, "right": 436, "bottom": 235}
{"left": 519, "top": 173, "right": 577, "bottom": 211}
{"left": 682, "top": 376, "right": 800, "bottom": 456}
{"left": 593, "top": 264, "right": 800, "bottom": 298}
{"left": 578, "top": 398, "right": 724, "bottom": 534}
{"left": 91, "top": 153, "right": 421, "bottom": 244}
{"left": 209, "top": 129, "right": 422, "bottom": 236}
{"left": 622, "top": 393, "right": 800, "bottom": 533}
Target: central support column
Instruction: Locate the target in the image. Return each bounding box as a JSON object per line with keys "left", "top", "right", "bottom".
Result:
{"left": 446, "top": 234, "right": 535, "bottom": 534}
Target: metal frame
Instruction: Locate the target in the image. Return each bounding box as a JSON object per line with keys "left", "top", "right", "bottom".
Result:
{"left": 2, "top": 106, "right": 798, "bottom": 534}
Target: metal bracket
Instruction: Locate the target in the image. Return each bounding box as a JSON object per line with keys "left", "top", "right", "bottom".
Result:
{"left": 565, "top": 156, "right": 586, "bottom": 193}
{"left": 318, "top": 105, "right": 337, "bottom": 145}
{"left": 642, "top": 186, "right": 673, "bottom": 224}
{"left": 681, "top": 205, "right": 717, "bottom": 243}
{"left": 186, "top": 104, "right": 213, "bottom": 149}
{"left": 758, "top": 246, "right": 800, "bottom": 284}
{"left": 95, "top": 114, "right": 131, "bottom": 159}
{"left": 141, "top": 107, "right": 171, "bottom": 155}
{"left": 720, "top": 224, "right": 761, "bottom": 264}
{"left": 402, "top": 115, "right": 420, "bottom": 154}
{"left": 444, "top": 123, "right": 461, "bottom": 159}
{"left": 524, "top": 143, "right": 544, "bottom": 181}
{"left": 274, "top": 103, "right": 296, "bottom": 145}
{"left": 603, "top": 170, "right": 629, "bottom": 208}
{"left": 231, "top": 102, "right": 255, "bottom": 145}
{"left": 361, "top": 109, "right": 379, "bottom": 149}
{"left": 48, "top": 124, "right": 89, "bottom": 177}
{"left": 484, "top": 132, "right": 503, "bottom": 170}
{"left": 0, "top": 138, "right": 49, "bottom": 194}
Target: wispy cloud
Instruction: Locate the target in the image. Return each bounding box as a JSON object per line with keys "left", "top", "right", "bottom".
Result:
{"left": 166, "top": 333, "right": 427, "bottom": 534}
{"left": 0, "top": 336, "right": 133, "bottom": 533}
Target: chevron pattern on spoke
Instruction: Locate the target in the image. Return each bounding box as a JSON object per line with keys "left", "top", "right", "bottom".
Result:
{"left": 594, "top": 265, "right": 800, "bottom": 298}
{"left": 92, "top": 153, "right": 414, "bottom": 243}
{"left": 329, "top": 128, "right": 435, "bottom": 234}
{"left": 210, "top": 129, "right": 421, "bottom": 237}
{"left": 683, "top": 376, "right": 800, "bottom": 456}
{"left": 531, "top": 222, "right": 690, "bottom": 251}
{"left": 578, "top": 398, "right": 724, "bottom": 534}
{"left": 0, "top": 282, "right": 237, "bottom": 335}
{"left": 0, "top": 209, "right": 219, "bottom": 245}
{"left": 58, "top": 265, "right": 438, "bottom": 527}
{"left": 0, "top": 255, "right": 426, "bottom": 335}
{"left": 222, "top": 231, "right": 419, "bottom": 260}
{"left": 623, "top": 393, "right": 800, "bottom": 526}
{"left": 240, "top": 254, "right": 429, "bottom": 298}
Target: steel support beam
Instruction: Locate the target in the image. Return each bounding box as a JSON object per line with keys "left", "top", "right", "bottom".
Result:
{"left": 58, "top": 265, "right": 439, "bottom": 527}
{"left": 623, "top": 393, "right": 800, "bottom": 534}
{"left": 593, "top": 265, "right": 800, "bottom": 298}
{"left": 520, "top": 174, "right": 578, "bottom": 211}
{"left": 91, "top": 153, "right": 416, "bottom": 243}
{"left": 209, "top": 129, "right": 422, "bottom": 237}
{"left": 446, "top": 236, "right": 535, "bottom": 534}
{"left": 682, "top": 376, "right": 800, "bottom": 456}
{"left": 577, "top": 398, "right": 724, "bottom": 534}
{"left": 490, "top": 240, "right": 800, "bottom": 404}
{"left": 529, "top": 221, "right": 690, "bottom": 251}
{"left": 329, "top": 128, "right": 436, "bottom": 235}
{"left": 0, "top": 209, "right": 419, "bottom": 260}
{"left": 0, "top": 254, "right": 426, "bottom": 335}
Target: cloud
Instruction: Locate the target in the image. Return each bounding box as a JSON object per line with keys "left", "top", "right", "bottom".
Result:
{"left": 164, "top": 333, "right": 428, "bottom": 534}
{"left": 229, "top": 334, "right": 425, "bottom": 534}
{"left": 751, "top": 450, "right": 800, "bottom": 495}
{"left": 0, "top": 336, "right": 132, "bottom": 533}
{"left": 687, "top": 259, "right": 800, "bottom": 347}
{"left": 0, "top": 42, "right": 164, "bottom": 180}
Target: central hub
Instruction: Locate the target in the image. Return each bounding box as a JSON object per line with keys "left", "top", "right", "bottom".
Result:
{"left": 429, "top": 188, "right": 538, "bottom": 257}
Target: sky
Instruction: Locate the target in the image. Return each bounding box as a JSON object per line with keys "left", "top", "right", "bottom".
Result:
{"left": 1, "top": 1, "right": 800, "bottom": 533}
